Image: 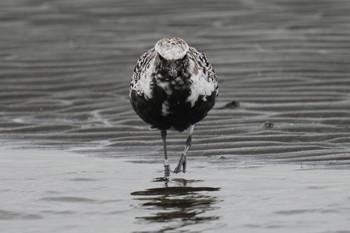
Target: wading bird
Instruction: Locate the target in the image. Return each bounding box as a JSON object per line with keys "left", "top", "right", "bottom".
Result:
{"left": 130, "top": 37, "right": 218, "bottom": 175}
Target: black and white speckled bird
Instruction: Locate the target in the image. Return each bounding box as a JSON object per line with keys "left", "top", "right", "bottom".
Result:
{"left": 130, "top": 37, "right": 218, "bottom": 175}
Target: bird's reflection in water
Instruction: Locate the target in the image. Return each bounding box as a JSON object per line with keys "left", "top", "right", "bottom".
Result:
{"left": 131, "top": 178, "right": 221, "bottom": 232}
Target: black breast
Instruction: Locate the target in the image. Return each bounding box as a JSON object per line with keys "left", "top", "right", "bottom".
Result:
{"left": 130, "top": 75, "right": 216, "bottom": 132}
{"left": 130, "top": 54, "right": 216, "bottom": 132}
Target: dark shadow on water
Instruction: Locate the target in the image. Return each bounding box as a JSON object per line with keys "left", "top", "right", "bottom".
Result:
{"left": 131, "top": 178, "right": 221, "bottom": 233}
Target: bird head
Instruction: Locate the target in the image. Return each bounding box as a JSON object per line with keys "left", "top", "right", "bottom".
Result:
{"left": 154, "top": 37, "right": 190, "bottom": 78}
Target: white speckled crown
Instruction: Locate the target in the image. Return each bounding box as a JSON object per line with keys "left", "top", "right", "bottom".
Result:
{"left": 155, "top": 37, "right": 189, "bottom": 60}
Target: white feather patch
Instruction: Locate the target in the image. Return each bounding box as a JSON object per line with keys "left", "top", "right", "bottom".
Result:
{"left": 187, "top": 69, "right": 216, "bottom": 107}
{"left": 156, "top": 79, "right": 172, "bottom": 95}
{"left": 139, "top": 78, "right": 152, "bottom": 99}
{"left": 136, "top": 63, "right": 154, "bottom": 99}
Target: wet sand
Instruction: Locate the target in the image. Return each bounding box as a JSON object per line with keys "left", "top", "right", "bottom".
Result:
{"left": 0, "top": 0, "right": 350, "bottom": 162}
{"left": 1, "top": 0, "right": 350, "bottom": 232}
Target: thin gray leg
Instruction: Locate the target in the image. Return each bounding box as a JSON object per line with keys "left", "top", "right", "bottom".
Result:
{"left": 161, "top": 130, "right": 170, "bottom": 177}
{"left": 174, "top": 125, "right": 194, "bottom": 174}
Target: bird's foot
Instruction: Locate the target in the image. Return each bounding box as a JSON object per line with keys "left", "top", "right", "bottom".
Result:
{"left": 174, "top": 153, "right": 186, "bottom": 174}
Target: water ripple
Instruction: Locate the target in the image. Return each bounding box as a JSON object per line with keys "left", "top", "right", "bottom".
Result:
{"left": 1, "top": 0, "right": 350, "bottom": 164}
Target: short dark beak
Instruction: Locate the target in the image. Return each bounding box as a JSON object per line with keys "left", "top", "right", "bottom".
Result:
{"left": 169, "top": 62, "right": 177, "bottom": 77}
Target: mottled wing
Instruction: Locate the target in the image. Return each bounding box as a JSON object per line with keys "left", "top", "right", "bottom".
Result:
{"left": 130, "top": 48, "right": 160, "bottom": 128}
{"left": 183, "top": 47, "right": 218, "bottom": 126}
{"left": 130, "top": 48, "right": 156, "bottom": 95}
{"left": 188, "top": 47, "right": 218, "bottom": 95}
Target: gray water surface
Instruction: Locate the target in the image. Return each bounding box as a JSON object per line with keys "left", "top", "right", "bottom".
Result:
{"left": 1, "top": 0, "right": 350, "bottom": 232}
{"left": 1, "top": 149, "right": 350, "bottom": 233}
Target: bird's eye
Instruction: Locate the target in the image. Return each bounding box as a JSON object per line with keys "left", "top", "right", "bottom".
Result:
{"left": 158, "top": 54, "right": 166, "bottom": 62}
{"left": 178, "top": 55, "right": 188, "bottom": 65}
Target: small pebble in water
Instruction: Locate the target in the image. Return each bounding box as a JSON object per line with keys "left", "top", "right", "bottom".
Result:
{"left": 221, "top": 100, "right": 240, "bottom": 109}
{"left": 264, "top": 121, "right": 274, "bottom": 129}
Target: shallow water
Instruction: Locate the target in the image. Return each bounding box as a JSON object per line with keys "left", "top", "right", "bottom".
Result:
{"left": 1, "top": 0, "right": 350, "bottom": 232}
{"left": 1, "top": 149, "right": 350, "bottom": 233}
